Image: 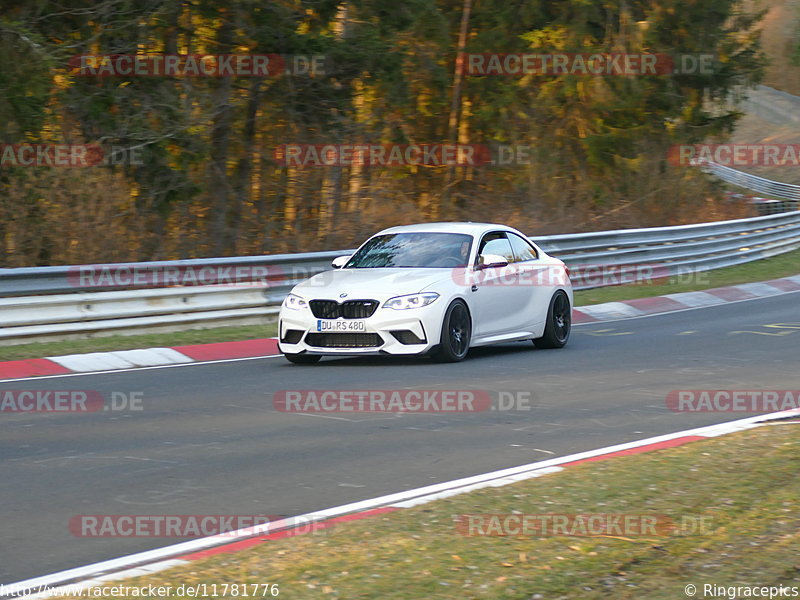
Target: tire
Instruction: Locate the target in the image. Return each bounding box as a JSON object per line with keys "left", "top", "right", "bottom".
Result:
{"left": 432, "top": 300, "right": 472, "bottom": 362}
{"left": 533, "top": 290, "right": 571, "bottom": 349}
{"left": 284, "top": 353, "right": 322, "bottom": 364}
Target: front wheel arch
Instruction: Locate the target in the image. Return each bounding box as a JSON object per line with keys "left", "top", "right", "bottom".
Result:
{"left": 432, "top": 298, "right": 472, "bottom": 362}
{"left": 533, "top": 289, "right": 571, "bottom": 349}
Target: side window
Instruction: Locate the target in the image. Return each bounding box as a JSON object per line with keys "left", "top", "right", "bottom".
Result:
{"left": 508, "top": 233, "right": 539, "bottom": 263}
{"left": 477, "top": 232, "right": 515, "bottom": 264}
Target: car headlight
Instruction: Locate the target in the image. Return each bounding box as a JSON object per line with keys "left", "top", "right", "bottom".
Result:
{"left": 284, "top": 293, "right": 308, "bottom": 311}
{"left": 383, "top": 293, "right": 439, "bottom": 310}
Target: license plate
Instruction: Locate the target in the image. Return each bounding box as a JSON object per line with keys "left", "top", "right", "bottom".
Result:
{"left": 316, "top": 320, "right": 367, "bottom": 332}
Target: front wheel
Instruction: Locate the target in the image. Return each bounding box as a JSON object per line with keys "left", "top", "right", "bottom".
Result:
{"left": 533, "top": 291, "right": 571, "bottom": 349}
{"left": 433, "top": 300, "right": 472, "bottom": 362}
{"left": 284, "top": 353, "right": 322, "bottom": 364}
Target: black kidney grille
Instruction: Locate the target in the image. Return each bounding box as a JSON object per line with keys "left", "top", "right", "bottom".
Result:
{"left": 309, "top": 300, "right": 340, "bottom": 319}
{"left": 304, "top": 333, "right": 383, "bottom": 348}
{"left": 309, "top": 299, "right": 378, "bottom": 319}
{"left": 341, "top": 300, "right": 378, "bottom": 318}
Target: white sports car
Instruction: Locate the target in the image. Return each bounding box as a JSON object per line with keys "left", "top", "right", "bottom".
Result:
{"left": 278, "top": 222, "right": 572, "bottom": 363}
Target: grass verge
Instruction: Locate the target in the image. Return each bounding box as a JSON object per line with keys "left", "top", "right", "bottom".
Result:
{"left": 574, "top": 247, "right": 800, "bottom": 306}
{"left": 0, "top": 323, "right": 278, "bottom": 362}
{"left": 58, "top": 423, "right": 800, "bottom": 599}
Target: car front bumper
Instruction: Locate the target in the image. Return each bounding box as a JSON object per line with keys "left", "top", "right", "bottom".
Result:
{"left": 278, "top": 302, "right": 447, "bottom": 356}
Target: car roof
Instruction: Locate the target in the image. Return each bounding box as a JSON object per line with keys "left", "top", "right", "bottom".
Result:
{"left": 375, "top": 222, "right": 521, "bottom": 237}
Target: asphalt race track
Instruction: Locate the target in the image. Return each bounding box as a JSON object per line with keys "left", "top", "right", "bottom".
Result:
{"left": 1, "top": 292, "right": 799, "bottom": 583}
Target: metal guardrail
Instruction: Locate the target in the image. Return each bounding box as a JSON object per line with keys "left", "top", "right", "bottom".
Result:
{"left": 701, "top": 160, "right": 800, "bottom": 202}
{"left": 0, "top": 250, "right": 349, "bottom": 297}
{"left": 555, "top": 211, "right": 800, "bottom": 288}
{"left": 1, "top": 209, "right": 800, "bottom": 345}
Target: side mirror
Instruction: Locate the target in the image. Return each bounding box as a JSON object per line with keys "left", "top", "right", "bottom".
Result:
{"left": 477, "top": 253, "right": 509, "bottom": 270}
{"left": 331, "top": 255, "right": 351, "bottom": 269}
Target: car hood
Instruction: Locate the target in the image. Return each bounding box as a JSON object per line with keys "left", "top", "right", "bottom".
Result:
{"left": 292, "top": 268, "right": 454, "bottom": 301}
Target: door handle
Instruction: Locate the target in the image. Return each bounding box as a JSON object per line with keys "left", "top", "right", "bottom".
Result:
{"left": 471, "top": 285, "right": 478, "bottom": 292}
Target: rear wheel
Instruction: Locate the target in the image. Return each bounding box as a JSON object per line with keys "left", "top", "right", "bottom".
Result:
{"left": 433, "top": 300, "right": 472, "bottom": 362}
{"left": 284, "top": 353, "right": 321, "bottom": 365}
{"left": 533, "top": 291, "right": 571, "bottom": 349}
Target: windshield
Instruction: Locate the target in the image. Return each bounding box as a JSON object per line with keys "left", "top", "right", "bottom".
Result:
{"left": 346, "top": 232, "right": 473, "bottom": 268}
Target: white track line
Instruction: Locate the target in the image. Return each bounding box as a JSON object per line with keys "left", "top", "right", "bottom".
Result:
{"left": 0, "top": 354, "right": 283, "bottom": 384}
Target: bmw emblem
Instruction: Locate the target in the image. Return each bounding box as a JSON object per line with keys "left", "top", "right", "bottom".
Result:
{"left": 339, "top": 293, "right": 348, "bottom": 298}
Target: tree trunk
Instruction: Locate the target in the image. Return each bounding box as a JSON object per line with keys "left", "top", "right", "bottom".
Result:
{"left": 209, "top": 18, "right": 235, "bottom": 256}
{"left": 441, "top": 0, "right": 472, "bottom": 217}
{"left": 231, "top": 80, "right": 262, "bottom": 253}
